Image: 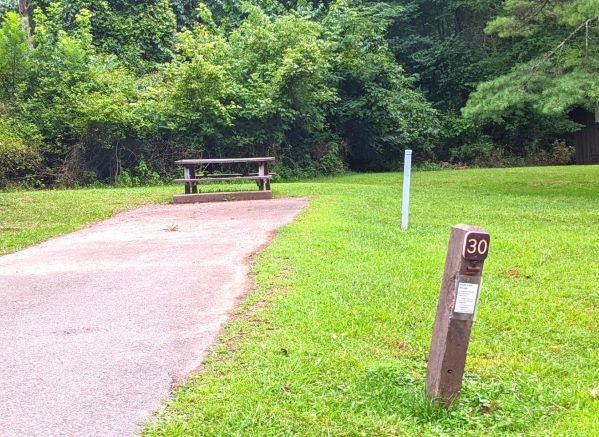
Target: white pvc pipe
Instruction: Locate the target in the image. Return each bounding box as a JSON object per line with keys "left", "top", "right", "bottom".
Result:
{"left": 401, "top": 149, "right": 412, "bottom": 230}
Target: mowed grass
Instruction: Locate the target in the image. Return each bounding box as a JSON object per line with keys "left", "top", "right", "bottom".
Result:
{"left": 1, "top": 167, "right": 598, "bottom": 434}
{"left": 144, "top": 166, "right": 599, "bottom": 436}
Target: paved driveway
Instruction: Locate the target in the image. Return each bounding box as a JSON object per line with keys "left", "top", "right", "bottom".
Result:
{"left": 0, "top": 198, "right": 307, "bottom": 436}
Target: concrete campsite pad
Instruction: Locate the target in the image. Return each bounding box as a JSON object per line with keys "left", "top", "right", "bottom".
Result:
{"left": 0, "top": 197, "right": 308, "bottom": 436}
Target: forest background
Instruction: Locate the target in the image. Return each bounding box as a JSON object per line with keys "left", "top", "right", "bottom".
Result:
{"left": 0, "top": 0, "right": 597, "bottom": 187}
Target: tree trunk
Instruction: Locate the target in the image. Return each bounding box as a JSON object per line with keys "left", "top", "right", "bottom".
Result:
{"left": 18, "top": 0, "right": 31, "bottom": 36}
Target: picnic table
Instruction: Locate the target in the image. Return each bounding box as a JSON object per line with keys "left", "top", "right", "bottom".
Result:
{"left": 172, "top": 157, "right": 276, "bottom": 203}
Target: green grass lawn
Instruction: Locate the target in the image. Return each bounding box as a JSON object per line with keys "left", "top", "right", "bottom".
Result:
{"left": 2, "top": 167, "right": 598, "bottom": 435}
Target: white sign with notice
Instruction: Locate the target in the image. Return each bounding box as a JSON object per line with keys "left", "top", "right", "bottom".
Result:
{"left": 454, "top": 282, "right": 479, "bottom": 314}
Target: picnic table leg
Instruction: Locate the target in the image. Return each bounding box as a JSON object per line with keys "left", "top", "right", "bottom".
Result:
{"left": 190, "top": 165, "right": 198, "bottom": 194}
{"left": 264, "top": 162, "right": 271, "bottom": 191}
{"left": 184, "top": 166, "right": 191, "bottom": 194}
{"left": 258, "top": 163, "right": 265, "bottom": 191}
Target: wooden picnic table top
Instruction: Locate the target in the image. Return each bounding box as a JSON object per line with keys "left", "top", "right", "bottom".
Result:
{"left": 175, "top": 157, "right": 275, "bottom": 165}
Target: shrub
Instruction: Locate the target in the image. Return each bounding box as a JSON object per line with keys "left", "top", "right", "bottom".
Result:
{"left": 0, "top": 119, "right": 42, "bottom": 188}
{"left": 114, "top": 160, "right": 164, "bottom": 187}
{"left": 0, "top": 1, "right": 443, "bottom": 186}
{"left": 548, "top": 140, "right": 576, "bottom": 165}
{"left": 450, "top": 141, "right": 495, "bottom": 163}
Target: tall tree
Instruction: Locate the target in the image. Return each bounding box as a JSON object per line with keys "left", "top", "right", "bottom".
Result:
{"left": 388, "top": 0, "right": 504, "bottom": 113}
{"left": 464, "top": 0, "right": 599, "bottom": 121}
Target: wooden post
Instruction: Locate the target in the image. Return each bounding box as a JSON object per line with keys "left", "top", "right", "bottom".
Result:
{"left": 258, "top": 162, "right": 265, "bottom": 191}
{"left": 184, "top": 166, "right": 191, "bottom": 194}
{"left": 426, "top": 224, "right": 490, "bottom": 405}
{"left": 189, "top": 165, "right": 197, "bottom": 194}
{"left": 183, "top": 165, "right": 198, "bottom": 194}
{"left": 264, "top": 162, "right": 271, "bottom": 191}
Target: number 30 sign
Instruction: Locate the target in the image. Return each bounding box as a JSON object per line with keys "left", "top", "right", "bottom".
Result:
{"left": 462, "top": 232, "right": 490, "bottom": 261}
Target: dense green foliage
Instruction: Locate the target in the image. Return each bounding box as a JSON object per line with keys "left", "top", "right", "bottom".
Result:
{"left": 463, "top": 1, "right": 599, "bottom": 148}
{"left": 0, "top": 0, "right": 596, "bottom": 188}
{"left": 27, "top": 0, "right": 178, "bottom": 70}
{"left": 0, "top": 0, "right": 441, "bottom": 186}
{"left": 384, "top": 0, "right": 596, "bottom": 162}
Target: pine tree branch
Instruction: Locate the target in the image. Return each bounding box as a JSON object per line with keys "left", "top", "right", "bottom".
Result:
{"left": 530, "top": 16, "right": 598, "bottom": 76}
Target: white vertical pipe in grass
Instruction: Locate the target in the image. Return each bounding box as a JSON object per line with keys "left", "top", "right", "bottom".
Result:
{"left": 401, "top": 149, "right": 412, "bottom": 230}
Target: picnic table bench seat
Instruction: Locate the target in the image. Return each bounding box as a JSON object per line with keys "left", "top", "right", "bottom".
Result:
{"left": 173, "top": 175, "right": 273, "bottom": 183}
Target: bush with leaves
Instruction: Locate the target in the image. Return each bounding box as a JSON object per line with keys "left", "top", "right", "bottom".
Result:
{"left": 0, "top": 117, "right": 42, "bottom": 188}
{"left": 0, "top": 11, "right": 29, "bottom": 100}
{"left": 29, "top": 0, "right": 178, "bottom": 71}
{"left": 0, "top": 0, "right": 16, "bottom": 18}
{"left": 0, "top": 0, "right": 441, "bottom": 187}
{"left": 168, "top": 4, "right": 340, "bottom": 168}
